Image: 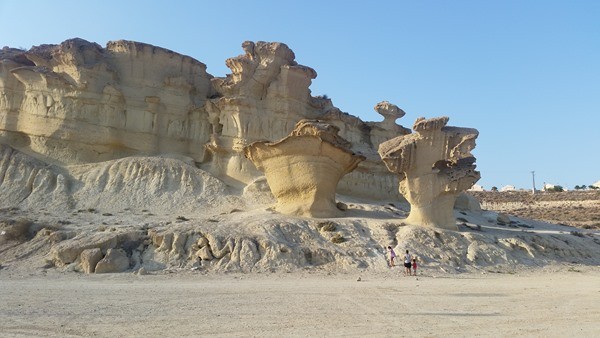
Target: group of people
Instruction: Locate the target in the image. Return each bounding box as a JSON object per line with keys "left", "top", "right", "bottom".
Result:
{"left": 387, "top": 246, "right": 417, "bottom": 276}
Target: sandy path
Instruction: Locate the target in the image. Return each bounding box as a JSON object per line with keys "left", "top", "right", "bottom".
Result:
{"left": 1, "top": 269, "right": 599, "bottom": 337}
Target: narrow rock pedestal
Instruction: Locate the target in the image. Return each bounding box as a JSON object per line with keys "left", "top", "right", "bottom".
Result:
{"left": 378, "top": 116, "right": 480, "bottom": 230}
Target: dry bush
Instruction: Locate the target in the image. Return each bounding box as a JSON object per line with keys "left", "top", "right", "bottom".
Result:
{"left": 0, "top": 218, "right": 33, "bottom": 243}
{"left": 318, "top": 221, "right": 337, "bottom": 232}
{"left": 331, "top": 233, "right": 346, "bottom": 243}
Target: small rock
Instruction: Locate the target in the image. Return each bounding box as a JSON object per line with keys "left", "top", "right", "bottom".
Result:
{"left": 497, "top": 213, "right": 511, "bottom": 225}
{"left": 137, "top": 267, "right": 147, "bottom": 275}
{"left": 336, "top": 202, "right": 348, "bottom": 211}
{"left": 357, "top": 276, "right": 361, "bottom": 282}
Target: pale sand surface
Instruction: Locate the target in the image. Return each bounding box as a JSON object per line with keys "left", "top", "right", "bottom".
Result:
{"left": 1, "top": 268, "right": 599, "bottom": 337}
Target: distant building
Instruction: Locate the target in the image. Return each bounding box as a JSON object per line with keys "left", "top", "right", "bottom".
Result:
{"left": 593, "top": 180, "right": 600, "bottom": 189}
{"left": 500, "top": 185, "right": 516, "bottom": 192}
{"left": 543, "top": 183, "right": 567, "bottom": 191}
{"left": 468, "top": 184, "right": 484, "bottom": 191}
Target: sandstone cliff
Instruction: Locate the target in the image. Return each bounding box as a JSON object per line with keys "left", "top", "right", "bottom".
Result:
{"left": 1, "top": 39, "right": 405, "bottom": 200}
{"left": 1, "top": 40, "right": 599, "bottom": 276}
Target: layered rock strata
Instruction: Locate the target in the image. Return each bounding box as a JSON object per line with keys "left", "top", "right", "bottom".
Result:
{"left": 244, "top": 119, "right": 365, "bottom": 217}
{"left": 0, "top": 39, "right": 214, "bottom": 164}
{"left": 1, "top": 39, "right": 409, "bottom": 200}
{"left": 378, "top": 117, "right": 480, "bottom": 230}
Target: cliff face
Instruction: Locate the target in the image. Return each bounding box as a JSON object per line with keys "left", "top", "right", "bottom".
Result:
{"left": 0, "top": 39, "right": 405, "bottom": 199}
{"left": 1, "top": 38, "right": 214, "bottom": 165}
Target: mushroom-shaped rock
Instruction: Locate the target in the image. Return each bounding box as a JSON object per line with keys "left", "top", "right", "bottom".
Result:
{"left": 368, "top": 101, "right": 411, "bottom": 149}
{"left": 374, "top": 101, "right": 406, "bottom": 128}
{"left": 378, "top": 116, "right": 480, "bottom": 230}
{"left": 244, "top": 119, "right": 365, "bottom": 217}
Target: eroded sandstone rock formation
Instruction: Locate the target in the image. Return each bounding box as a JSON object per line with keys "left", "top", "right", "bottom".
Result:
{"left": 378, "top": 116, "right": 480, "bottom": 230}
{"left": 0, "top": 39, "right": 214, "bottom": 164}
{"left": 0, "top": 39, "right": 406, "bottom": 200}
{"left": 244, "top": 119, "right": 365, "bottom": 217}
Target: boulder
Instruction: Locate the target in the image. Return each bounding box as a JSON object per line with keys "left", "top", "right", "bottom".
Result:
{"left": 95, "top": 248, "right": 130, "bottom": 273}
{"left": 455, "top": 193, "right": 482, "bottom": 212}
{"left": 80, "top": 248, "right": 103, "bottom": 274}
{"left": 50, "top": 232, "right": 118, "bottom": 266}
{"left": 497, "top": 213, "right": 511, "bottom": 225}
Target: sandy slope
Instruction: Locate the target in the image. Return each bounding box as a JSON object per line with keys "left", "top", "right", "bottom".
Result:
{"left": 1, "top": 148, "right": 600, "bottom": 337}
{"left": 1, "top": 267, "right": 599, "bottom": 337}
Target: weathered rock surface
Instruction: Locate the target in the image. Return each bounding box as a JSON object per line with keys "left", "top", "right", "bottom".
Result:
{"left": 379, "top": 116, "right": 480, "bottom": 230}
{"left": 455, "top": 193, "right": 482, "bottom": 212}
{"left": 95, "top": 248, "right": 130, "bottom": 273}
{"left": 0, "top": 144, "right": 73, "bottom": 210}
{"left": 0, "top": 39, "right": 407, "bottom": 200}
{"left": 497, "top": 212, "right": 511, "bottom": 225}
{"left": 245, "top": 120, "right": 365, "bottom": 217}
{"left": 49, "top": 230, "right": 144, "bottom": 266}
{"left": 80, "top": 248, "right": 102, "bottom": 273}
{"left": 1, "top": 39, "right": 214, "bottom": 164}
{"left": 3, "top": 39, "right": 597, "bottom": 276}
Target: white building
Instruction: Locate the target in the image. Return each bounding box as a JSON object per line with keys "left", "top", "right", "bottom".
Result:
{"left": 468, "top": 184, "right": 484, "bottom": 191}
{"left": 500, "top": 185, "right": 516, "bottom": 192}
{"left": 543, "top": 183, "right": 567, "bottom": 191}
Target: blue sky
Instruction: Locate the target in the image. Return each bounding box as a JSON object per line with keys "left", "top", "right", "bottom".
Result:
{"left": 1, "top": 0, "right": 599, "bottom": 189}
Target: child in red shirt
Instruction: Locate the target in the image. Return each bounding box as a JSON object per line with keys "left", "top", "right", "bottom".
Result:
{"left": 412, "top": 257, "right": 418, "bottom": 276}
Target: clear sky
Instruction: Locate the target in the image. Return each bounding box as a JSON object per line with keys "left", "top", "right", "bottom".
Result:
{"left": 1, "top": 0, "right": 599, "bottom": 190}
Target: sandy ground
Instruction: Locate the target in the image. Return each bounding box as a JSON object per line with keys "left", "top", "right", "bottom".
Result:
{"left": 1, "top": 267, "right": 599, "bottom": 337}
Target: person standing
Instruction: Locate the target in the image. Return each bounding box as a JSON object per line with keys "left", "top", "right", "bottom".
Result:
{"left": 412, "top": 257, "right": 418, "bottom": 276}
{"left": 387, "top": 246, "right": 396, "bottom": 267}
{"left": 403, "top": 250, "right": 412, "bottom": 276}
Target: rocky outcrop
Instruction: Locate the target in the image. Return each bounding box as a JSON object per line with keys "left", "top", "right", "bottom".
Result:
{"left": 245, "top": 120, "right": 365, "bottom": 217}
{"left": 48, "top": 230, "right": 144, "bottom": 266}
{"left": 0, "top": 39, "right": 214, "bottom": 165}
{"left": 379, "top": 117, "right": 480, "bottom": 230}
{"left": 95, "top": 248, "right": 130, "bottom": 273}
{"left": 80, "top": 248, "right": 102, "bottom": 273}
{"left": 0, "top": 144, "right": 73, "bottom": 210}
{"left": 201, "top": 42, "right": 405, "bottom": 199}
{"left": 1, "top": 39, "right": 407, "bottom": 200}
